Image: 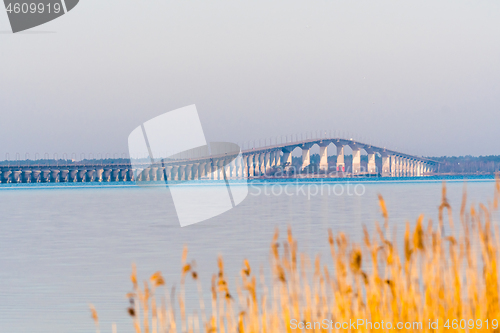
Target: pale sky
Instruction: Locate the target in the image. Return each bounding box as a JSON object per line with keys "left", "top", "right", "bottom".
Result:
{"left": 1, "top": 0, "right": 499, "bottom": 159}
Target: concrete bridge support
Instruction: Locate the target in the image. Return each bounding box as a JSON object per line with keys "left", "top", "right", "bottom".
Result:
{"left": 198, "top": 163, "right": 206, "bottom": 179}
{"left": 95, "top": 169, "right": 104, "bottom": 182}
{"left": 102, "top": 169, "right": 112, "bottom": 182}
{"left": 230, "top": 159, "right": 237, "bottom": 178}
{"left": 253, "top": 155, "right": 261, "bottom": 176}
{"left": 397, "top": 157, "right": 403, "bottom": 177}
{"left": 164, "top": 166, "right": 173, "bottom": 181}
{"left": 1, "top": 170, "right": 12, "bottom": 183}
{"left": 367, "top": 153, "right": 376, "bottom": 174}
{"left": 190, "top": 164, "right": 197, "bottom": 180}
{"left": 209, "top": 162, "right": 216, "bottom": 179}
{"left": 335, "top": 144, "right": 345, "bottom": 172}
{"left": 77, "top": 169, "right": 87, "bottom": 182}
{"left": 258, "top": 153, "right": 265, "bottom": 175}
{"left": 389, "top": 156, "right": 395, "bottom": 177}
{"left": 68, "top": 170, "right": 77, "bottom": 182}
{"left": 319, "top": 143, "right": 329, "bottom": 171}
{"left": 242, "top": 156, "right": 249, "bottom": 178}
{"left": 301, "top": 144, "right": 313, "bottom": 170}
{"left": 178, "top": 165, "right": 186, "bottom": 181}
{"left": 41, "top": 170, "right": 51, "bottom": 182}
{"left": 29, "top": 170, "right": 39, "bottom": 183}
{"left": 51, "top": 170, "right": 61, "bottom": 182}
{"left": 12, "top": 171, "right": 22, "bottom": 183}
{"left": 235, "top": 158, "right": 243, "bottom": 178}
{"left": 169, "top": 166, "right": 177, "bottom": 181}
{"left": 157, "top": 167, "right": 165, "bottom": 181}
{"left": 127, "top": 169, "right": 134, "bottom": 181}
{"left": 281, "top": 149, "right": 292, "bottom": 168}
{"left": 264, "top": 152, "right": 271, "bottom": 173}
{"left": 184, "top": 165, "right": 192, "bottom": 180}
{"left": 110, "top": 169, "right": 119, "bottom": 182}
{"left": 87, "top": 170, "right": 96, "bottom": 182}
{"left": 274, "top": 150, "right": 281, "bottom": 167}
{"left": 381, "top": 155, "right": 391, "bottom": 177}
{"left": 217, "top": 159, "right": 225, "bottom": 180}
{"left": 351, "top": 147, "right": 361, "bottom": 175}
{"left": 22, "top": 170, "right": 32, "bottom": 183}
{"left": 149, "top": 167, "right": 157, "bottom": 181}
{"left": 120, "top": 169, "right": 128, "bottom": 181}
{"left": 248, "top": 155, "right": 255, "bottom": 177}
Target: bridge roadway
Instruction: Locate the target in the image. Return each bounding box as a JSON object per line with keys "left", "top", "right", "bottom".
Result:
{"left": 0, "top": 137, "right": 437, "bottom": 183}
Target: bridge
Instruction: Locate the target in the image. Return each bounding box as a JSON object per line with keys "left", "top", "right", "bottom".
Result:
{"left": 0, "top": 136, "right": 437, "bottom": 183}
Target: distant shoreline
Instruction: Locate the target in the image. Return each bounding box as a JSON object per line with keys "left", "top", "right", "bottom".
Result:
{"left": 0, "top": 174, "right": 497, "bottom": 190}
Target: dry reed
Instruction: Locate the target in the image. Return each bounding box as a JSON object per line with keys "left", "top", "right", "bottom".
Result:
{"left": 92, "top": 179, "right": 500, "bottom": 332}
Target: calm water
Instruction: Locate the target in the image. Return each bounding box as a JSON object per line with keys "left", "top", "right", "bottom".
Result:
{"left": 0, "top": 178, "right": 498, "bottom": 333}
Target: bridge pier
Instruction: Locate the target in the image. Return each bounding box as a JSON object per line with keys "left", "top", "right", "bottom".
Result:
{"left": 157, "top": 167, "right": 165, "bottom": 181}
{"left": 335, "top": 144, "right": 345, "bottom": 172}
{"left": 235, "top": 158, "right": 243, "bottom": 178}
{"left": 228, "top": 159, "right": 236, "bottom": 178}
{"left": 1, "top": 170, "right": 12, "bottom": 183}
{"left": 365, "top": 147, "right": 377, "bottom": 174}
{"left": 77, "top": 169, "right": 87, "bottom": 182}
{"left": 94, "top": 169, "right": 103, "bottom": 182}
{"left": 59, "top": 170, "right": 69, "bottom": 182}
{"left": 68, "top": 170, "right": 77, "bottom": 182}
{"left": 349, "top": 143, "right": 361, "bottom": 175}
{"left": 50, "top": 170, "right": 60, "bottom": 182}
{"left": 264, "top": 152, "right": 271, "bottom": 174}
{"left": 22, "top": 170, "right": 32, "bottom": 183}
{"left": 150, "top": 167, "right": 158, "bottom": 181}
{"left": 253, "top": 155, "right": 259, "bottom": 176}
{"left": 12, "top": 170, "right": 22, "bottom": 183}
{"left": 247, "top": 155, "right": 255, "bottom": 177}
{"left": 381, "top": 154, "right": 391, "bottom": 177}
{"left": 119, "top": 169, "right": 128, "bottom": 181}
{"left": 164, "top": 166, "right": 172, "bottom": 181}
{"left": 242, "top": 156, "right": 249, "bottom": 178}
{"left": 184, "top": 164, "right": 191, "bottom": 180}
{"left": 214, "top": 160, "right": 224, "bottom": 180}
{"left": 103, "top": 169, "right": 112, "bottom": 182}
{"left": 111, "top": 169, "right": 120, "bottom": 182}
{"left": 87, "top": 169, "right": 96, "bottom": 182}
{"left": 274, "top": 150, "right": 281, "bottom": 168}
{"left": 258, "top": 153, "right": 265, "bottom": 175}
{"left": 319, "top": 143, "right": 329, "bottom": 171}
{"left": 301, "top": 143, "right": 313, "bottom": 170}
{"left": 41, "top": 170, "right": 51, "bottom": 182}
{"left": 281, "top": 149, "right": 292, "bottom": 169}
{"left": 127, "top": 169, "right": 134, "bottom": 181}
{"left": 178, "top": 165, "right": 186, "bottom": 181}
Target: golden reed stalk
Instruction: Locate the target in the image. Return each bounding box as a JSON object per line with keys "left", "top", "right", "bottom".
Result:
{"left": 92, "top": 178, "right": 500, "bottom": 332}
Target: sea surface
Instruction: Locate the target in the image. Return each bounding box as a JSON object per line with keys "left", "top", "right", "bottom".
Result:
{"left": 0, "top": 177, "right": 498, "bottom": 333}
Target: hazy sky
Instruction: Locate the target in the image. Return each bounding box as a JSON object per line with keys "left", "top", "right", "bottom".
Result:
{"left": 1, "top": 0, "right": 499, "bottom": 158}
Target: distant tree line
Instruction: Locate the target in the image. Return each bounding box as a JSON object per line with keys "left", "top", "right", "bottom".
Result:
{"left": 427, "top": 155, "right": 500, "bottom": 174}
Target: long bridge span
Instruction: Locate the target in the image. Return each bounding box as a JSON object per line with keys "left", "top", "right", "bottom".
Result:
{"left": 0, "top": 137, "right": 437, "bottom": 183}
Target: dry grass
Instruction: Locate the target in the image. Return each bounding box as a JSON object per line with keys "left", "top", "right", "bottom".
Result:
{"left": 92, "top": 178, "right": 500, "bottom": 332}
